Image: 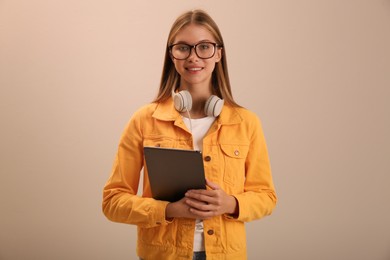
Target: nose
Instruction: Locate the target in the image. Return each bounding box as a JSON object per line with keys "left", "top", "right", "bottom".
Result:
{"left": 187, "top": 47, "right": 198, "bottom": 60}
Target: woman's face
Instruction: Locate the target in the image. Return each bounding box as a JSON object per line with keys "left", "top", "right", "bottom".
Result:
{"left": 171, "top": 24, "right": 221, "bottom": 89}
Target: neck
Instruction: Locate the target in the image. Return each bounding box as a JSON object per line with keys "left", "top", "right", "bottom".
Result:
{"left": 179, "top": 83, "right": 212, "bottom": 100}
{"left": 178, "top": 82, "right": 214, "bottom": 118}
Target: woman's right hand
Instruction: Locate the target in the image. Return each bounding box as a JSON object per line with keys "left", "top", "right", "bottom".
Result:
{"left": 165, "top": 197, "right": 210, "bottom": 220}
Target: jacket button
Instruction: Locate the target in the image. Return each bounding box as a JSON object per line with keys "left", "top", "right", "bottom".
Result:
{"left": 204, "top": 156, "right": 211, "bottom": 162}
{"left": 207, "top": 229, "right": 214, "bottom": 235}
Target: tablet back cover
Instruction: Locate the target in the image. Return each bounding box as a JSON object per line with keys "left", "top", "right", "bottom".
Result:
{"left": 144, "top": 147, "right": 206, "bottom": 202}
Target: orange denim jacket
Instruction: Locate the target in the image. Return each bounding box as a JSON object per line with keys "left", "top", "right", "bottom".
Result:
{"left": 102, "top": 99, "right": 277, "bottom": 260}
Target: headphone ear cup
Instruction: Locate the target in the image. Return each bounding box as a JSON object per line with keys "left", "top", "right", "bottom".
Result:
{"left": 173, "top": 90, "right": 192, "bottom": 112}
{"left": 204, "top": 95, "right": 224, "bottom": 117}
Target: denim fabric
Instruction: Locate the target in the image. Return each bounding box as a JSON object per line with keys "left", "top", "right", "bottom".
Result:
{"left": 193, "top": 251, "right": 206, "bottom": 260}
{"left": 139, "top": 252, "right": 206, "bottom": 260}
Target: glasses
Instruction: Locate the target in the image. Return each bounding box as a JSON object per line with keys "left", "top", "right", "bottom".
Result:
{"left": 169, "top": 42, "right": 221, "bottom": 60}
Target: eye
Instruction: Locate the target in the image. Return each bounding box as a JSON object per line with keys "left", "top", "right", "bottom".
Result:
{"left": 198, "top": 43, "right": 211, "bottom": 50}
{"left": 175, "top": 44, "right": 190, "bottom": 52}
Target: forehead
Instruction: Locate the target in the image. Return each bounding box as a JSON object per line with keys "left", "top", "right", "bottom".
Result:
{"left": 173, "top": 24, "right": 216, "bottom": 44}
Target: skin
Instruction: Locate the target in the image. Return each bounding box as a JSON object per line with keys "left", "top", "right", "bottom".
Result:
{"left": 165, "top": 24, "right": 238, "bottom": 220}
{"left": 166, "top": 179, "right": 238, "bottom": 220}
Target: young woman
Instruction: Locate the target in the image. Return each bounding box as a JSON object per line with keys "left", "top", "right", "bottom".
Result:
{"left": 102, "top": 9, "right": 277, "bottom": 260}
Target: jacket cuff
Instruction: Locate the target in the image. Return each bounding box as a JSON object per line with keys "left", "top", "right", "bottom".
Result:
{"left": 223, "top": 195, "right": 240, "bottom": 220}
{"left": 154, "top": 200, "right": 173, "bottom": 226}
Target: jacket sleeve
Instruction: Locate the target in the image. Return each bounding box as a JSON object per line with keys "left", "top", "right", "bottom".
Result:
{"left": 233, "top": 114, "right": 277, "bottom": 222}
{"left": 102, "top": 109, "right": 170, "bottom": 228}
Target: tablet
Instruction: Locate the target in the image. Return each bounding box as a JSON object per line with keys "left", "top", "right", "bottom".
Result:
{"left": 143, "top": 146, "right": 206, "bottom": 202}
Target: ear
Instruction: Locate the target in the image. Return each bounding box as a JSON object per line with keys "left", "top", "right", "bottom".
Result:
{"left": 215, "top": 48, "right": 222, "bottom": 63}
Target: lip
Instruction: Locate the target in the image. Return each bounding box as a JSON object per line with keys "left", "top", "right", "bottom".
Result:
{"left": 185, "top": 67, "right": 204, "bottom": 72}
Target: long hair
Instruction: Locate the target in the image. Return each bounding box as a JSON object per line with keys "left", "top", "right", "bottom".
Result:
{"left": 153, "top": 9, "right": 240, "bottom": 107}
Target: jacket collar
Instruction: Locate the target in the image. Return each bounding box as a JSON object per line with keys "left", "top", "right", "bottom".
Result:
{"left": 152, "top": 98, "right": 243, "bottom": 126}
{"left": 152, "top": 99, "right": 178, "bottom": 121}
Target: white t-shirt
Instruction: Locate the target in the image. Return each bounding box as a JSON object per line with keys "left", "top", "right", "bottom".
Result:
{"left": 182, "top": 116, "right": 215, "bottom": 252}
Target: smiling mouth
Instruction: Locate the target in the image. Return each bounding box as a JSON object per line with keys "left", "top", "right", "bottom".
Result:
{"left": 186, "top": 67, "right": 203, "bottom": 71}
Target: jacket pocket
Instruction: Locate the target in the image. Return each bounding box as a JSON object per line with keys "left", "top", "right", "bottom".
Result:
{"left": 220, "top": 144, "right": 249, "bottom": 188}
{"left": 143, "top": 136, "right": 175, "bottom": 148}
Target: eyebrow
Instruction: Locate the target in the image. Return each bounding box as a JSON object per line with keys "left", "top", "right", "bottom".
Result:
{"left": 172, "top": 40, "right": 214, "bottom": 45}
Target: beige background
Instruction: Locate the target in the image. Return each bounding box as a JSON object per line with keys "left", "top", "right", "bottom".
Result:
{"left": 1, "top": 0, "right": 389, "bottom": 259}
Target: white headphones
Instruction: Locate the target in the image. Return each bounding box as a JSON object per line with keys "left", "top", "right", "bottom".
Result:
{"left": 173, "top": 89, "right": 224, "bottom": 117}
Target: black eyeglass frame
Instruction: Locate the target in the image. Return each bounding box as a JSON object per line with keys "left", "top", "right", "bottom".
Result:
{"left": 169, "top": 42, "right": 222, "bottom": 60}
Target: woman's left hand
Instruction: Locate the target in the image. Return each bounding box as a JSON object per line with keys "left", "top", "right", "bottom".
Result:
{"left": 184, "top": 179, "right": 238, "bottom": 219}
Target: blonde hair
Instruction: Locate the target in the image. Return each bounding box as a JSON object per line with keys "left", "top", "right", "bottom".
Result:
{"left": 153, "top": 9, "right": 240, "bottom": 107}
